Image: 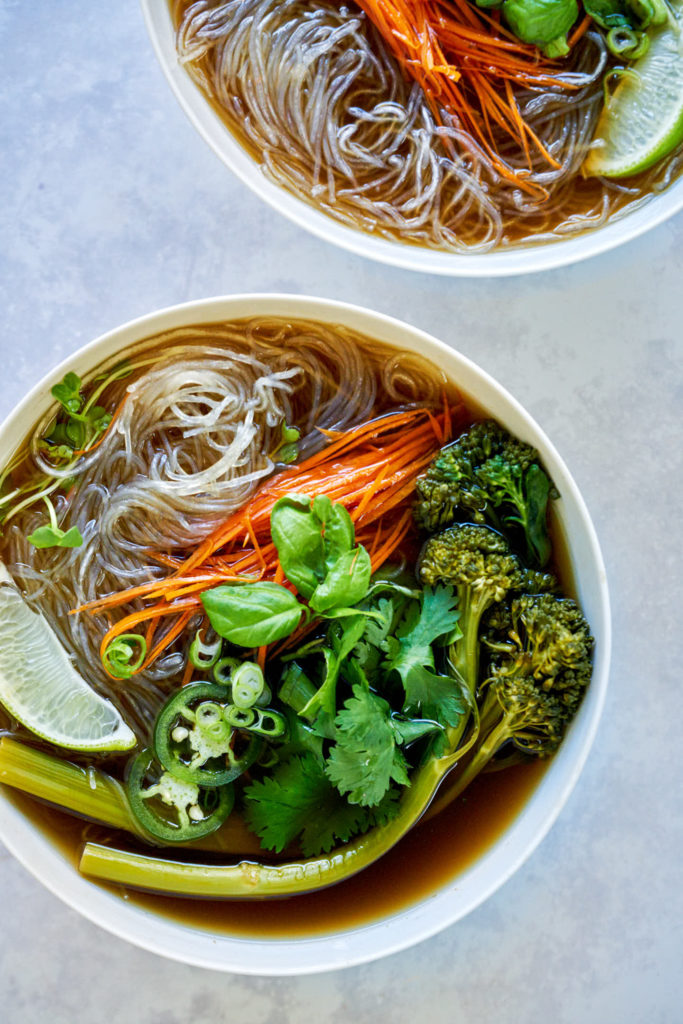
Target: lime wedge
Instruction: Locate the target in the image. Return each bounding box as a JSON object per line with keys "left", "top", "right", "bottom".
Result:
{"left": 583, "top": 16, "right": 683, "bottom": 178}
{"left": 0, "top": 581, "right": 137, "bottom": 752}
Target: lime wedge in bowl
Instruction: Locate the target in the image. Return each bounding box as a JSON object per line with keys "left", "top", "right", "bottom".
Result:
{"left": 584, "top": 12, "right": 683, "bottom": 178}
{"left": 0, "top": 577, "right": 137, "bottom": 752}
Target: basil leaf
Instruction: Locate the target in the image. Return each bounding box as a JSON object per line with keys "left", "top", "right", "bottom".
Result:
{"left": 270, "top": 495, "right": 325, "bottom": 599}
{"left": 309, "top": 546, "right": 372, "bottom": 613}
{"left": 271, "top": 494, "right": 372, "bottom": 614}
{"left": 313, "top": 497, "right": 355, "bottom": 571}
{"left": 202, "top": 582, "right": 304, "bottom": 647}
{"left": 320, "top": 605, "right": 385, "bottom": 622}
{"left": 522, "top": 463, "right": 552, "bottom": 567}
{"left": 502, "top": 0, "right": 577, "bottom": 57}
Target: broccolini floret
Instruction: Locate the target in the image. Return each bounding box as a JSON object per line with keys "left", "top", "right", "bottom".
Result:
{"left": 445, "top": 593, "right": 593, "bottom": 798}
{"left": 414, "top": 421, "right": 555, "bottom": 566}
{"left": 419, "top": 522, "right": 526, "bottom": 698}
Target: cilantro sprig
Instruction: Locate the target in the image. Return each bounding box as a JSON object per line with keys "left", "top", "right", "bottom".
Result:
{"left": 325, "top": 683, "right": 411, "bottom": 806}
{"left": 243, "top": 752, "right": 399, "bottom": 856}
{"left": 383, "top": 585, "right": 466, "bottom": 727}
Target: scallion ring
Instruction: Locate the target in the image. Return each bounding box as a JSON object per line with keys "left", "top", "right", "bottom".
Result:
{"left": 189, "top": 628, "right": 222, "bottom": 670}
{"left": 213, "top": 656, "right": 239, "bottom": 685}
{"left": 223, "top": 705, "right": 257, "bottom": 729}
{"left": 103, "top": 633, "right": 147, "bottom": 679}
{"left": 230, "top": 661, "right": 265, "bottom": 709}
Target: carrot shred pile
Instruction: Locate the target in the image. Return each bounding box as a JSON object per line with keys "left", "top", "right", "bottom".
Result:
{"left": 354, "top": 0, "right": 584, "bottom": 193}
{"left": 77, "top": 402, "right": 468, "bottom": 676}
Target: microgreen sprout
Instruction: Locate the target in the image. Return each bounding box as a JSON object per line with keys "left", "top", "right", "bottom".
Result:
{"left": 270, "top": 421, "right": 301, "bottom": 464}
{"left": 26, "top": 496, "right": 83, "bottom": 550}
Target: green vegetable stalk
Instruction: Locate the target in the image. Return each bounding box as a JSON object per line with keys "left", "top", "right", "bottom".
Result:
{"left": 78, "top": 752, "right": 461, "bottom": 898}
{"left": 0, "top": 737, "right": 262, "bottom": 855}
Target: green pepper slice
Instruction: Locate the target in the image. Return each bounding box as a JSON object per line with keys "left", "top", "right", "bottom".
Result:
{"left": 127, "top": 748, "right": 234, "bottom": 843}
{"left": 153, "top": 681, "right": 263, "bottom": 787}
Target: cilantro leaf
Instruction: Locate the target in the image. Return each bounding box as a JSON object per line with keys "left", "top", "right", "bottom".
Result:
{"left": 383, "top": 585, "right": 465, "bottom": 727}
{"left": 364, "top": 596, "right": 399, "bottom": 649}
{"left": 354, "top": 596, "right": 405, "bottom": 680}
{"left": 300, "top": 614, "right": 366, "bottom": 720}
{"left": 325, "top": 684, "right": 410, "bottom": 806}
{"left": 395, "top": 664, "right": 465, "bottom": 727}
{"left": 366, "top": 786, "right": 402, "bottom": 826}
{"left": 397, "top": 584, "right": 461, "bottom": 648}
{"left": 243, "top": 753, "right": 370, "bottom": 856}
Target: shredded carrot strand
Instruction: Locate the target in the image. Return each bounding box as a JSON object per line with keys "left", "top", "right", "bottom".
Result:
{"left": 140, "top": 610, "right": 194, "bottom": 674}
{"left": 354, "top": 0, "right": 580, "bottom": 193}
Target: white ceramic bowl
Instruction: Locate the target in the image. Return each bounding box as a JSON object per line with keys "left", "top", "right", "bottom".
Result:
{"left": 0, "top": 295, "right": 610, "bottom": 973}
{"left": 141, "top": 0, "right": 683, "bottom": 277}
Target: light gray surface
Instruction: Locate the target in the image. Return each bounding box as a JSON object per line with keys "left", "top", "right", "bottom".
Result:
{"left": 0, "top": 2, "right": 681, "bottom": 1021}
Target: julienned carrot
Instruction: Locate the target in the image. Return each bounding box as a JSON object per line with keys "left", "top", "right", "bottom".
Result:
{"left": 569, "top": 13, "right": 592, "bottom": 47}
{"left": 142, "top": 610, "right": 194, "bottom": 672}
{"left": 177, "top": 406, "right": 455, "bottom": 575}
{"left": 86, "top": 403, "right": 466, "bottom": 675}
{"left": 354, "top": 0, "right": 577, "bottom": 192}
{"left": 98, "top": 598, "right": 202, "bottom": 677}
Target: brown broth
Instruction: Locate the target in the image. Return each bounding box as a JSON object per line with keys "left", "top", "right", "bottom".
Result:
{"left": 4, "top": 758, "right": 545, "bottom": 938}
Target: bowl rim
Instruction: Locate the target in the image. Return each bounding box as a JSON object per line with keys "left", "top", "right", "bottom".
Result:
{"left": 140, "top": 0, "right": 683, "bottom": 278}
{"left": 0, "top": 293, "right": 611, "bottom": 974}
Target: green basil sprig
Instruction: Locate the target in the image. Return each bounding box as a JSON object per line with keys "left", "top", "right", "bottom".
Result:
{"left": 201, "top": 495, "right": 376, "bottom": 652}
{"left": 202, "top": 581, "right": 304, "bottom": 647}
{"left": 270, "top": 495, "right": 371, "bottom": 613}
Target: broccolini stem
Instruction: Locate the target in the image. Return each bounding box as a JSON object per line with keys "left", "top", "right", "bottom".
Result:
{"left": 450, "top": 590, "right": 478, "bottom": 694}
{"left": 0, "top": 735, "right": 138, "bottom": 832}
{"left": 430, "top": 715, "right": 514, "bottom": 810}
{"left": 79, "top": 755, "right": 458, "bottom": 897}
{"left": 423, "top": 692, "right": 509, "bottom": 821}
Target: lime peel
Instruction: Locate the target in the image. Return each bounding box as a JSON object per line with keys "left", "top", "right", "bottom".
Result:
{"left": 0, "top": 579, "right": 137, "bottom": 752}
{"left": 584, "top": 11, "right": 683, "bottom": 178}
